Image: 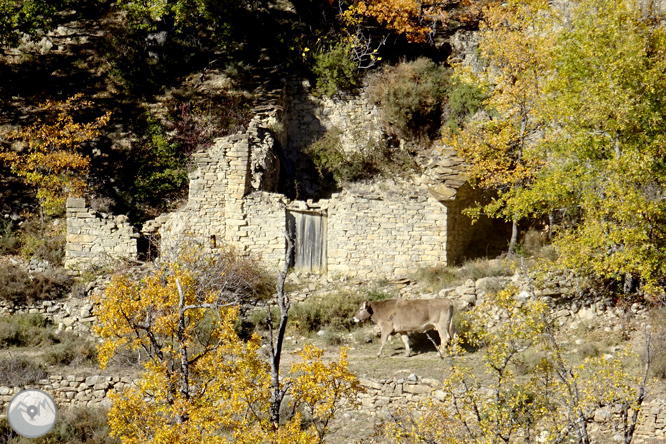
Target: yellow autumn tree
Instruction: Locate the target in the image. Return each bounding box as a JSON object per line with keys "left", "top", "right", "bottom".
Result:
{"left": 442, "top": 0, "right": 557, "bottom": 253}
{"left": 94, "top": 242, "right": 361, "bottom": 443}
{"left": 445, "top": 0, "right": 666, "bottom": 297}
{"left": 1, "top": 94, "right": 111, "bottom": 216}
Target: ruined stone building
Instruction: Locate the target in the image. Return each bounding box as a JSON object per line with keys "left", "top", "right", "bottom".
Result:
{"left": 65, "top": 79, "right": 497, "bottom": 277}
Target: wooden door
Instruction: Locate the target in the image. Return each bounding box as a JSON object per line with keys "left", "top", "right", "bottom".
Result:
{"left": 287, "top": 210, "right": 327, "bottom": 273}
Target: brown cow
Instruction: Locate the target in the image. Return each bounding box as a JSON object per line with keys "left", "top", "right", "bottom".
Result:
{"left": 353, "top": 298, "right": 455, "bottom": 357}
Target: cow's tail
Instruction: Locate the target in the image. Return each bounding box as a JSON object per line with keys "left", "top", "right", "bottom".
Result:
{"left": 447, "top": 304, "right": 457, "bottom": 344}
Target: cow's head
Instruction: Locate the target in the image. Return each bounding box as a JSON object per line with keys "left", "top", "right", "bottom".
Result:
{"left": 353, "top": 301, "right": 373, "bottom": 323}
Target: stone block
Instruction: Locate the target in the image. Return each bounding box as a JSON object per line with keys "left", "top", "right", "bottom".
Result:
{"left": 360, "top": 379, "right": 383, "bottom": 391}
{"left": 67, "top": 197, "right": 86, "bottom": 208}
{"left": 403, "top": 384, "right": 432, "bottom": 395}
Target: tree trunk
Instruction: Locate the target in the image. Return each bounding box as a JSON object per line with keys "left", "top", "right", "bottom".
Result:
{"left": 176, "top": 279, "right": 189, "bottom": 424}
{"left": 508, "top": 218, "right": 519, "bottom": 255}
{"left": 268, "top": 234, "right": 295, "bottom": 427}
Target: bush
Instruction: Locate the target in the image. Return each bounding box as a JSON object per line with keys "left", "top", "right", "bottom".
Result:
{"left": 0, "top": 355, "right": 47, "bottom": 386}
{"left": 0, "top": 264, "right": 72, "bottom": 305}
{"left": 442, "top": 81, "right": 487, "bottom": 131}
{"left": 0, "top": 219, "right": 20, "bottom": 255}
{"left": 0, "top": 407, "right": 119, "bottom": 444}
{"left": 415, "top": 259, "right": 514, "bottom": 292}
{"left": 0, "top": 314, "right": 53, "bottom": 348}
{"left": 458, "top": 259, "right": 513, "bottom": 282}
{"left": 42, "top": 332, "right": 98, "bottom": 367}
{"left": 367, "top": 58, "right": 449, "bottom": 140}
{"left": 312, "top": 42, "right": 359, "bottom": 97}
{"left": 290, "top": 288, "right": 391, "bottom": 333}
{"left": 414, "top": 264, "right": 460, "bottom": 291}
{"left": 125, "top": 117, "right": 189, "bottom": 212}
{"left": 305, "top": 127, "right": 417, "bottom": 185}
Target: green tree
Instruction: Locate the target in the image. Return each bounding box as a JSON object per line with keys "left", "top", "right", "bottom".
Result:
{"left": 116, "top": 0, "right": 259, "bottom": 45}
{"left": 447, "top": 0, "right": 666, "bottom": 297}
{"left": 0, "top": 0, "right": 57, "bottom": 49}
{"left": 536, "top": 0, "right": 666, "bottom": 298}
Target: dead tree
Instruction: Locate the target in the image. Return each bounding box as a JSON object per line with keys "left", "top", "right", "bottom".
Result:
{"left": 267, "top": 233, "right": 295, "bottom": 427}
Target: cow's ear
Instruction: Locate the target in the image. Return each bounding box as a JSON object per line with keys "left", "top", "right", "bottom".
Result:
{"left": 365, "top": 302, "right": 373, "bottom": 314}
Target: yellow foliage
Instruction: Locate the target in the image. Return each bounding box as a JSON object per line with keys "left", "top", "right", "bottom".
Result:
{"left": 0, "top": 94, "right": 111, "bottom": 215}
{"left": 445, "top": 0, "right": 666, "bottom": 295}
{"left": 94, "top": 248, "right": 362, "bottom": 443}
{"left": 354, "top": 0, "right": 488, "bottom": 43}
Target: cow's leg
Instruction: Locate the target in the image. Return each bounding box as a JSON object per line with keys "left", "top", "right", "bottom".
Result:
{"left": 448, "top": 312, "right": 457, "bottom": 345}
{"left": 377, "top": 330, "right": 391, "bottom": 357}
{"left": 431, "top": 327, "right": 445, "bottom": 359}
{"left": 400, "top": 334, "right": 411, "bottom": 357}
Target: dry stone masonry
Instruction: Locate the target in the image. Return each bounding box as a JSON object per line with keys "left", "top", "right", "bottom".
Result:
{"left": 283, "top": 79, "right": 384, "bottom": 154}
{"left": 0, "top": 375, "right": 135, "bottom": 411}
{"left": 355, "top": 376, "right": 666, "bottom": 443}
{"left": 65, "top": 197, "right": 138, "bottom": 270}
{"left": 67, "top": 77, "right": 488, "bottom": 277}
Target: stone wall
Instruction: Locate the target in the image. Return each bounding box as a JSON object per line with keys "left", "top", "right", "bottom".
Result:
{"left": 325, "top": 188, "right": 448, "bottom": 277}
{"left": 65, "top": 198, "right": 138, "bottom": 270}
{"left": 355, "top": 376, "right": 666, "bottom": 443}
{"left": 1, "top": 371, "right": 664, "bottom": 443}
{"left": 244, "top": 191, "right": 288, "bottom": 269}
{"left": 0, "top": 375, "right": 133, "bottom": 410}
{"left": 70, "top": 76, "right": 483, "bottom": 277}
{"left": 144, "top": 111, "right": 288, "bottom": 269}
{"left": 0, "top": 297, "right": 97, "bottom": 334}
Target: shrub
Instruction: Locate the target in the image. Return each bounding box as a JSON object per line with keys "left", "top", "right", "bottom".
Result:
{"left": 0, "top": 407, "right": 120, "bottom": 444}
{"left": 0, "top": 264, "right": 72, "bottom": 305}
{"left": 414, "top": 259, "right": 513, "bottom": 292}
{"left": 305, "top": 127, "right": 417, "bottom": 185}
{"left": 0, "top": 355, "right": 47, "bottom": 386}
{"left": 125, "top": 117, "right": 189, "bottom": 211}
{"left": 414, "top": 264, "right": 460, "bottom": 291}
{"left": 367, "top": 58, "right": 449, "bottom": 140}
{"left": 31, "top": 234, "right": 66, "bottom": 265}
{"left": 312, "top": 42, "right": 359, "bottom": 97}
{"left": 0, "top": 314, "right": 53, "bottom": 348}
{"left": 442, "top": 81, "right": 487, "bottom": 131}
{"left": 458, "top": 258, "right": 513, "bottom": 282}
{"left": 0, "top": 219, "right": 20, "bottom": 255}
{"left": 43, "top": 332, "right": 98, "bottom": 366}
{"left": 15, "top": 216, "right": 66, "bottom": 266}
{"left": 320, "top": 327, "right": 345, "bottom": 346}
{"left": 290, "top": 288, "right": 390, "bottom": 333}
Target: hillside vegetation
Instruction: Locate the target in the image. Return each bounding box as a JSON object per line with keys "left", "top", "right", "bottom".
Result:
{"left": 0, "top": 0, "right": 665, "bottom": 443}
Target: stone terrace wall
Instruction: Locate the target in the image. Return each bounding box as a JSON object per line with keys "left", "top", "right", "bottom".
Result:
{"left": 65, "top": 198, "right": 138, "bottom": 270}
{"left": 326, "top": 188, "right": 449, "bottom": 277}
{"left": 0, "top": 375, "right": 134, "bottom": 410}
{"left": 283, "top": 79, "right": 384, "bottom": 153}
{"left": 355, "top": 376, "right": 666, "bottom": 443}
{"left": 1, "top": 372, "right": 664, "bottom": 442}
